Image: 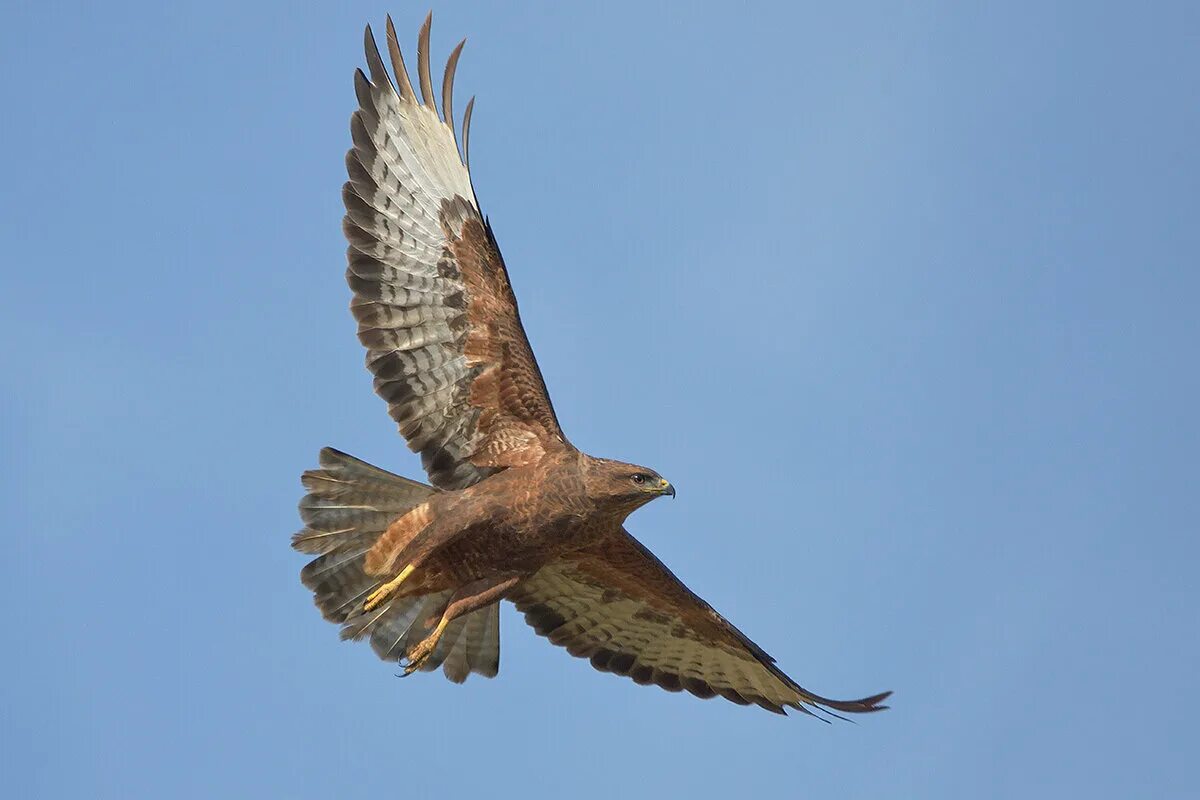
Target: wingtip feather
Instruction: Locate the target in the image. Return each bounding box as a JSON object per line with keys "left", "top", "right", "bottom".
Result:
{"left": 811, "top": 689, "right": 893, "bottom": 715}
{"left": 442, "top": 38, "right": 466, "bottom": 140}
{"left": 463, "top": 95, "right": 476, "bottom": 168}
{"left": 384, "top": 15, "right": 418, "bottom": 103}
{"left": 417, "top": 11, "right": 436, "bottom": 110}
{"left": 362, "top": 24, "right": 394, "bottom": 95}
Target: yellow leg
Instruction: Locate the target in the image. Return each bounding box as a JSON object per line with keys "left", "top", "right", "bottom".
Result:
{"left": 401, "top": 616, "right": 451, "bottom": 675}
{"left": 363, "top": 564, "right": 415, "bottom": 612}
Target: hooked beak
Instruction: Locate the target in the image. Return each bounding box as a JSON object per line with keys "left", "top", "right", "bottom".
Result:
{"left": 657, "top": 478, "right": 676, "bottom": 499}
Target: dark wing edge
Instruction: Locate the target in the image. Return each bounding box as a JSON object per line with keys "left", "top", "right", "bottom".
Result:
{"left": 344, "top": 13, "right": 567, "bottom": 490}
{"left": 510, "top": 529, "right": 891, "bottom": 718}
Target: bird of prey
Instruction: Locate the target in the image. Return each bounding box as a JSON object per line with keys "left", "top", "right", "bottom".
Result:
{"left": 293, "top": 12, "right": 891, "bottom": 718}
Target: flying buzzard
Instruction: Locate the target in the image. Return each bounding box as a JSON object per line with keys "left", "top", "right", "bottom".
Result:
{"left": 294, "top": 13, "right": 891, "bottom": 718}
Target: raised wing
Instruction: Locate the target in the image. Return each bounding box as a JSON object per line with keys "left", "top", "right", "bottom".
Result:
{"left": 344, "top": 14, "right": 567, "bottom": 489}
{"left": 511, "top": 530, "right": 891, "bottom": 717}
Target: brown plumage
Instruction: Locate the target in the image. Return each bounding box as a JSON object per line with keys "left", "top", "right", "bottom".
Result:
{"left": 295, "top": 12, "right": 891, "bottom": 717}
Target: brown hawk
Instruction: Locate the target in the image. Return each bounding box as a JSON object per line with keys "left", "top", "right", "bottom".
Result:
{"left": 294, "top": 13, "right": 890, "bottom": 718}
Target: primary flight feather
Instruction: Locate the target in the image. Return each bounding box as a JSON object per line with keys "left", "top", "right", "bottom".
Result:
{"left": 294, "top": 12, "right": 890, "bottom": 717}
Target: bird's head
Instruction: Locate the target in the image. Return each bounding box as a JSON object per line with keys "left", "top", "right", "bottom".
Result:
{"left": 583, "top": 456, "right": 675, "bottom": 517}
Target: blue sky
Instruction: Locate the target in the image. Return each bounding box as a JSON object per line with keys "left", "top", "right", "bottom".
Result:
{"left": 3, "top": 1, "right": 1198, "bottom": 797}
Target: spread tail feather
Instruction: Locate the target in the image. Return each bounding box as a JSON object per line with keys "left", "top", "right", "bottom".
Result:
{"left": 294, "top": 447, "right": 500, "bottom": 681}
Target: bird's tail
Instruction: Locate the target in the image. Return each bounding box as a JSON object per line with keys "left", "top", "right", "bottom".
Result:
{"left": 293, "top": 447, "right": 500, "bottom": 681}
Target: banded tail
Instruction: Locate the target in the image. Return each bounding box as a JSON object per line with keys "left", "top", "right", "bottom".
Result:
{"left": 293, "top": 448, "right": 500, "bottom": 681}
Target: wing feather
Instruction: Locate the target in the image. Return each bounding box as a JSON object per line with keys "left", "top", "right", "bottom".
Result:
{"left": 345, "top": 16, "right": 567, "bottom": 489}
{"left": 442, "top": 39, "right": 466, "bottom": 140}
{"left": 462, "top": 96, "right": 476, "bottom": 168}
{"left": 512, "top": 530, "right": 892, "bottom": 717}
{"left": 417, "top": 12, "right": 436, "bottom": 110}
{"left": 384, "top": 15, "right": 418, "bottom": 103}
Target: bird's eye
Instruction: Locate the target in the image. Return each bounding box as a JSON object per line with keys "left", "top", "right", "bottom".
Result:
{"left": 631, "top": 474, "right": 646, "bottom": 485}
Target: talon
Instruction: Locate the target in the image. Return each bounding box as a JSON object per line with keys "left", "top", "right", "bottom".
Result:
{"left": 364, "top": 563, "right": 415, "bottom": 611}
{"left": 399, "top": 617, "right": 450, "bottom": 674}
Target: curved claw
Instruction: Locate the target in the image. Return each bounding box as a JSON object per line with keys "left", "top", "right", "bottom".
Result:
{"left": 396, "top": 616, "right": 450, "bottom": 676}
{"left": 397, "top": 649, "right": 429, "bottom": 676}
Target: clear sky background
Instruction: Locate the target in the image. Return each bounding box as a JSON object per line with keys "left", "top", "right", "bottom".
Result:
{"left": 3, "top": 1, "right": 1198, "bottom": 797}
